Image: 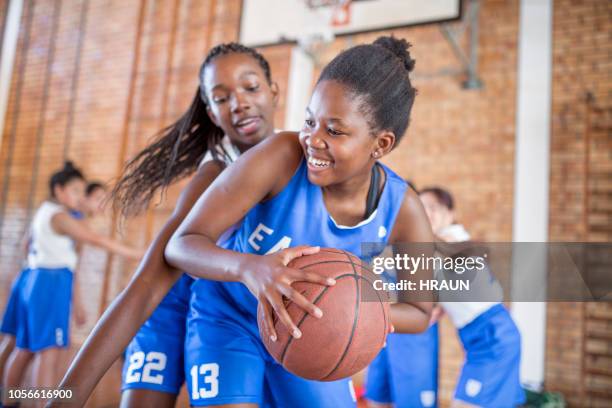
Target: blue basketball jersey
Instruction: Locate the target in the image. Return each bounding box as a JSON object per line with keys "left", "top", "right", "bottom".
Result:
{"left": 198, "top": 159, "right": 407, "bottom": 320}
{"left": 186, "top": 160, "right": 407, "bottom": 406}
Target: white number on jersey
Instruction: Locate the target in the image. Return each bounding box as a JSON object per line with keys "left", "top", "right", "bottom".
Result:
{"left": 190, "top": 363, "right": 220, "bottom": 400}
{"left": 125, "top": 351, "right": 167, "bottom": 385}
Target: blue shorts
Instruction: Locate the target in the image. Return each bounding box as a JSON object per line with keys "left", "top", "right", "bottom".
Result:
{"left": 455, "top": 304, "right": 525, "bottom": 407}
{"left": 122, "top": 274, "right": 193, "bottom": 395}
{"left": 185, "top": 280, "right": 357, "bottom": 407}
{"left": 365, "top": 324, "right": 439, "bottom": 408}
{"left": 15, "top": 267, "right": 72, "bottom": 352}
{"left": 1, "top": 270, "right": 28, "bottom": 336}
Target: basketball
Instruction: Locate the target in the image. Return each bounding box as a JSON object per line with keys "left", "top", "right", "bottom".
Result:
{"left": 258, "top": 248, "right": 390, "bottom": 381}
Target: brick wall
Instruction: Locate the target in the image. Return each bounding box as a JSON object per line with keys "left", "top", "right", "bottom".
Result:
{"left": 546, "top": 1, "right": 611, "bottom": 407}
{"left": 0, "top": 0, "right": 608, "bottom": 407}
{"left": 307, "top": 1, "right": 520, "bottom": 404}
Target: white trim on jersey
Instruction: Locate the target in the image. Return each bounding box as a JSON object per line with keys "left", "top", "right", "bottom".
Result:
{"left": 199, "top": 135, "right": 240, "bottom": 168}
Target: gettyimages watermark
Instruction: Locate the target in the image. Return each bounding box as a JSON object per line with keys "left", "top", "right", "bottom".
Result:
{"left": 357, "top": 242, "right": 612, "bottom": 302}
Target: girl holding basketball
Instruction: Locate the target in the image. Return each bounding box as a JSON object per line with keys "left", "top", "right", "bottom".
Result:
{"left": 164, "top": 36, "right": 434, "bottom": 407}
{"left": 50, "top": 43, "right": 286, "bottom": 408}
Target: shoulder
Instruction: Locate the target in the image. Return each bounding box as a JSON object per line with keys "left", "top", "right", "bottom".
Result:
{"left": 41, "top": 201, "right": 69, "bottom": 219}
{"left": 240, "top": 131, "right": 303, "bottom": 172}
{"left": 263, "top": 131, "right": 302, "bottom": 158}
{"left": 195, "top": 158, "right": 225, "bottom": 176}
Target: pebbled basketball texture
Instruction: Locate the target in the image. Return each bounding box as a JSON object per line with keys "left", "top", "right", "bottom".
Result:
{"left": 257, "top": 248, "right": 390, "bottom": 381}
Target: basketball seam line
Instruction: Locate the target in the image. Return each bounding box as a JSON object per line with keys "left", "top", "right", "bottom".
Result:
{"left": 279, "top": 272, "right": 359, "bottom": 365}
{"left": 277, "top": 261, "right": 388, "bottom": 378}
{"left": 321, "top": 250, "right": 361, "bottom": 380}
{"left": 297, "top": 259, "right": 376, "bottom": 274}
{"left": 277, "top": 272, "right": 388, "bottom": 378}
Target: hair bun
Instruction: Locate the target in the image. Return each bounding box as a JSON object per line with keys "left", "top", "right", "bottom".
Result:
{"left": 64, "top": 160, "right": 75, "bottom": 170}
{"left": 373, "top": 36, "right": 415, "bottom": 73}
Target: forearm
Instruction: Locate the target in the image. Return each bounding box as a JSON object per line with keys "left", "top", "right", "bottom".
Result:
{"left": 165, "top": 233, "right": 251, "bottom": 282}
{"left": 98, "top": 236, "right": 140, "bottom": 259}
{"left": 389, "top": 302, "right": 432, "bottom": 334}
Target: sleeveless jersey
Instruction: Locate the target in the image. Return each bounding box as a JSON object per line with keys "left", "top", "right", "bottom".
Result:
{"left": 27, "top": 201, "right": 77, "bottom": 271}
{"left": 192, "top": 159, "right": 408, "bottom": 320}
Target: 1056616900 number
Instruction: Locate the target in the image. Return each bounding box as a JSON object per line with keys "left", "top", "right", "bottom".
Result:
{"left": 4, "top": 388, "right": 73, "bottom": 402}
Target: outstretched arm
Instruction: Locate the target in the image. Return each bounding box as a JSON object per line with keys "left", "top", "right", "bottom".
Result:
{"left": 51, "top": 215, "right": 144, "bottom": 261}
{"left": 48, "top": 161, "right": 224, "bottom": 407}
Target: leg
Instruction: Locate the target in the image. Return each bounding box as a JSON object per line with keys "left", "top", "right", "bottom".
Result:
{"left": 120, "top": 389, "right": 177, "bottom": 408}
{"left": 2, "top": 348, "right": 34, "bottom": 405}
{"left": 366, "top": 401, "right": 392, "bottom": 408}
{"left": 0, "top": 334, "right": 16, "bottom": 387}
{"left": 31, "top": 347, "right": 62, "bottom": 407}
{"left": 121, "top": 277, "right": 193, "bottom": 407}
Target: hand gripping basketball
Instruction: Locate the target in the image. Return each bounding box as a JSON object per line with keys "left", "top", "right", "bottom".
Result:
{"left": 257, "top": 248, "right": 391, "bottom": 381}
{"left": 240, "top": 245, "right": 336, "bottom": 342}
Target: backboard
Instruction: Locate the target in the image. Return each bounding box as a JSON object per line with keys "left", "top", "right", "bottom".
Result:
{"left": 239, "top": 0, "right": 463, "bottom": 48}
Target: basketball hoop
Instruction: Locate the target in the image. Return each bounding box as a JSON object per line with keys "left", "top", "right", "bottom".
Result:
{"left": 296, "top": 30, "right": 334, "bottom": 67}
{"left": 299, "top": 0, "right": 352, "bottom": 66}
{"left": 331, "top": 0, "right": 352, "bottom": 26}
{"left": 304, "top": 0, "right": 352, "bottom": 27}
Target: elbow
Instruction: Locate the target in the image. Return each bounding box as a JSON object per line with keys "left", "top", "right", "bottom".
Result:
{"left": 413, "top": 316, "right": 430, "bottom": 334}
{"left": 163, "top": 233, "right": 182, "bottom": 269}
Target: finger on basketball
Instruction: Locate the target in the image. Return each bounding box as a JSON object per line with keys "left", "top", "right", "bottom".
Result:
{"left": 288, "top": 267, "right": 336, "bottom": 286}
{"left": 268, "top": 292, "right": 302, "bottom": 339}
{"left": 277, "top": 283, "right": 323, "bottom": 318}
{"left": 259, "top": 297, "right": 277, "bottom": 342}
{"left": 280, "top": 245, "right": 320, "bottom": 264}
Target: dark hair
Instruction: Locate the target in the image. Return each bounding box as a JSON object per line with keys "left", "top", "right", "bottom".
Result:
{"left": 317, "top": 35, "right": 416, "bottom": 145}
{"left": 111, "top": 43, "right": 272, "bottom": 217}
{"left": 86, "top": 181, "right": 105, "bottom": 196}
{"left": 420, "top": 186, "right": 454, "bottom": 210}
{"left": 49, "top": 161, "right": 84, "bottom": 197}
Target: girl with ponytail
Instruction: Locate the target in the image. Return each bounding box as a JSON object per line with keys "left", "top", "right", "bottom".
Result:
{"left": 51, "top": 43, "right": 280, "bottom": 408}
{"left": 1, "top": 162, "right": 142, "bottom": 406}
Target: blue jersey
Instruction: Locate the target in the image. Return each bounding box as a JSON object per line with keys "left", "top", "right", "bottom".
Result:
{"left": 198, "top": 159, "right": 407, "bottom": 321}
{"left": 185, "top": 160, "right": 407, "bottom": 407}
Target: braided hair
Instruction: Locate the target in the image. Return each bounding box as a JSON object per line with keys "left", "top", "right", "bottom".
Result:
{"left": 111, "top": 43, "right": 272, "bottom": 217}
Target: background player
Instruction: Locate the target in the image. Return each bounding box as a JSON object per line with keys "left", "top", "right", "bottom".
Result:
{"left": 420, "top": 186, "right": 524, "bottom": 408}
{"left": 0, "top": 180, "right": 122, "bottom": 391}
{"left": 1, "top": 162, "right": 142, "bottom": 407}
